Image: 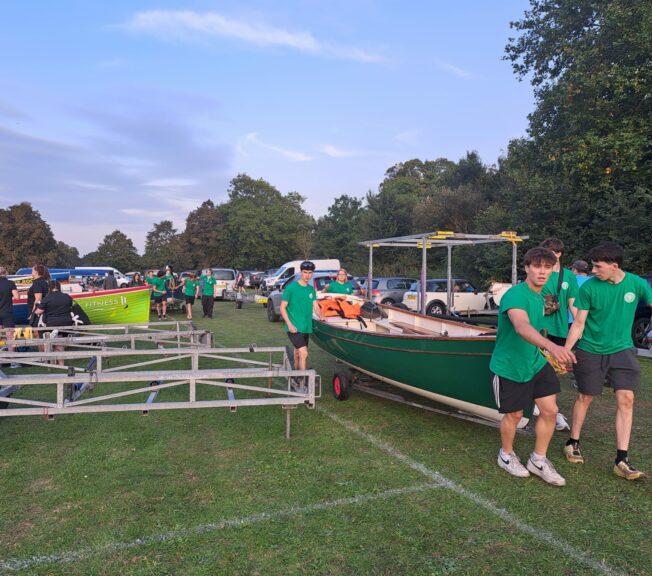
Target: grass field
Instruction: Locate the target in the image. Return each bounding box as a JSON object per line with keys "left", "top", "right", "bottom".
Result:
{"left": 1, "top": 299, "right": 650, "bottom": 575}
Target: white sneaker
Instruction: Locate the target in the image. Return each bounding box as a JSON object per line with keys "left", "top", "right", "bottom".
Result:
{"left": 555, "top": 412, "right": 570, "bottom": 431}
{"left": 497, "top": 451, "right": 530, "bottom": 478}
{"left": 527, "top": 456, "right": 566, "bottom": 486}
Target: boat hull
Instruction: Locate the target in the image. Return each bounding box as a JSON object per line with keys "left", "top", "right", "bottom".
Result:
{"left": 12, "top": 287, "right": 151, "bottom": 325}
{"left": 312, "top": 311, "right": 530, "bottom": 424}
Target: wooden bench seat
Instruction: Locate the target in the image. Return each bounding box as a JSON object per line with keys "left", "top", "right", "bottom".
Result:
{"left": 387, "top": 321, "right": 440, "bottom": 336}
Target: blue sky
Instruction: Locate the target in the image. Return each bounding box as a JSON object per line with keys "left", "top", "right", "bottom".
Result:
{"left": 0, "top": 0, "right": 534, "bottom": 255}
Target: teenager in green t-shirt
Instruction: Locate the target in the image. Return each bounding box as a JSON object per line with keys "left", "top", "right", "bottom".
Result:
{"left": 490, "top": 247, "right": 576, "bottom": 486}
{"left": 180, "top": 272, "right": 200, "bottom": 320}
{"left": 199, "top": 270, "right": 217, "bottom": 319}
{"left": 564, "top": 242, "right": 652, "bottom": 480}
{"left": 280, "top": 261, "right": 322, "bottom": 390}
{"left": 324, "top": 268, "right": 354, "bottom": 297}
{"left": 151, "top": 270, "right": 168, "bottom": 320}
{"left": 539, "top": 238, "right": 579, "bottom": 344}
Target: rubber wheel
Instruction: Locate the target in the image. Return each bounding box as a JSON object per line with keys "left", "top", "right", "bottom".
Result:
{"left": 380, "top": 298, "right": 394, "bottom": 305}
{"left": 236, "top": 300, "right": 243, "bottom": 309}
{"left": 632, "top": 315, "right": 650, "bottom": 349}
{"left": 426, "top": 301, "right": 446, "bottom": 316}
{"left": 332, "top": 372, "right": 350, "bottom": 401}
{"left": 267, "top": 301, "right": 280, "bottom": 322}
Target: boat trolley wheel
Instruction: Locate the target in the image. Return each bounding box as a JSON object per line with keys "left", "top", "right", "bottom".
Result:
{"left": 332, "top": 372, "right": 350, "bottom": 401}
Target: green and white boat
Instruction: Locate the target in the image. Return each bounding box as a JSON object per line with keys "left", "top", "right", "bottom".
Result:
{"left": 312, "top": 302, "right": 530, "bottom": 427}
{"left": 13, "top": 286, "right": 151, "bottom": 326}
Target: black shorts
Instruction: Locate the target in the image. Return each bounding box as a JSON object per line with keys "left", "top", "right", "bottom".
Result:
{"left": 154, "top": 295, "right": 164, "bottom": 304}
{"left": 0, "top": 312, "right": 15, "bottom": 328}
{"left": 574, "top": 348, "right": 640, "bottom": 395}
{"left": 184, "top": 295, "right": 196, "bottom": 305}
{"left": 287, "top": 332, "right": 310, "bottom": 349}
{"left": 492, "top": 363, "right": 560, "bottom": 414}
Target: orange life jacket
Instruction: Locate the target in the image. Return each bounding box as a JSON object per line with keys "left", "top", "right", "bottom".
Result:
{"left": 337, "top": 300, "right": 362, "bottom": 319}
{"left": 317, "top": 299, "right": 343, "bottom": 317}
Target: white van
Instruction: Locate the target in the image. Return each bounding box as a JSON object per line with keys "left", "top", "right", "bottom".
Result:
{"left": 70, "top": 267, "right": 130, "bottom": 288}
{"left": 263, "top": 259, "right": 340, "bottom": 294}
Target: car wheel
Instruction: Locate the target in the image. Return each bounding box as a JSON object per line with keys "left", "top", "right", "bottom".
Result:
{"left": 426, "top": 300, "right": 446, "bottom": 316}
{"left": 380, "top": 298, "right": 394, "bottom": 305}
{"left": 267, "top": 301, "right": 280, "bottom": 322}
{"left": 332, "top": 372, "right": 350, "bottom": 401}
{"left": 632, "top": 315, "right": 651, "bottom": 349}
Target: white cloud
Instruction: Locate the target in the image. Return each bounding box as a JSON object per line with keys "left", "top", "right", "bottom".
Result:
{"left": 433, "top": 59, "right": 472, "bottom": 79}
{"left": 65, "top": 179, "right": 119, "bottom": 192}
{"left": 320, "top": 144, "right": 363, "bottom": 158}
{"left": 395, "top": 129, "right": 420, "bottom": 145}
{"left": 122, "top": 10, "right": 383, "bottom": 63}
{"left": 144, "top": 178, "right": 197, "bottom": 188}
{"left": 245, "top": 132, "right": 312, "bottom": 162}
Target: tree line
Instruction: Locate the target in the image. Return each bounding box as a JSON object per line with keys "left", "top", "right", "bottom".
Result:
{"left": 1, "top": 1, "right": 649, "bottom": 284}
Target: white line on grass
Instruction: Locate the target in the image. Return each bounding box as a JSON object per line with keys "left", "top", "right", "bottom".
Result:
{"left": 317, "top": 406, "right": 626, "bottom": 576}
{"left": 0, "top": 482, "right": 441, "bottom": 572}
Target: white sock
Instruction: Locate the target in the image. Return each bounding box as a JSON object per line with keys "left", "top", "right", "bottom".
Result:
{"left": 531, "top": 451, "right": 545, "bottom": 462}
{"left": 500, "top": 448, "right": 513, "bottom": 459}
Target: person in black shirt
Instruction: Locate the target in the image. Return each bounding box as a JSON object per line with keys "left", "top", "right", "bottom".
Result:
{"left": 27, "top": 264, "right": 50, "bottom": 322}
{"left": 0, "top": 266, "right": 19, "bottom": 365}
{"left": 36, "top": 280, "right": 73, "bottom": 366}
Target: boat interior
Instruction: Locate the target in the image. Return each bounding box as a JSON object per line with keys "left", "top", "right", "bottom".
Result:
{"left": 315, "top": 305, "right": 496, "bottom": 338}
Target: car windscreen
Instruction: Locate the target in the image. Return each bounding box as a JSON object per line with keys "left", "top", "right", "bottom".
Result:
{"left": 213, "top": 270, "right": 235, "bottom": 280}
{"left": 371, "top": 280, "right": 379, "bottom": 289}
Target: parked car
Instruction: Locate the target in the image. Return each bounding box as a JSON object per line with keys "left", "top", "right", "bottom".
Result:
{"left": 633, "top": 275, "right": 652, "bottom": 349}
{"left": 401, "top": 278, "right": 488, "bottom": 316}
{"left": 242, "top": 270, "right": 264, "bottom": 288}
{"left": 266, "top": 272, "right": 362, "bottom": 322}
{"left": 363, "top": 277, "right": 417, "bottom": 305}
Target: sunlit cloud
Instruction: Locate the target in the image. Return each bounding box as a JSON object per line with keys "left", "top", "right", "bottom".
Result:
{"left": 433, "top": 59, "right": 472, "bottom": 79}
{"left": 320, "top": 144, "right": 364, "bottom": 158}
{"left": 245, "top": 132, "right": 312, "bottom": 162}
{"left": 144, "top": 178, "right": 197, "bottom": 188}
{"left": 122, "top": 10, "right": 383, "bottom": 63}
{"left": 65, "top": 179, "right": 119, "bottom": 192}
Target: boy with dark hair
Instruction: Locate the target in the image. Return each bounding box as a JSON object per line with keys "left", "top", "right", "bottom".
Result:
{"left": 490, "top": 247, "right": 576, "bottom": 486}
{"left": 564, "top": 242, "right": 652, "bottom": 480}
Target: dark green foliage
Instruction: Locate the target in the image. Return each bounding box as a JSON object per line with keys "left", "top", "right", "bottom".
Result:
{"left": 179, "top": 200, "right": 227, "bottom": 269}
{"left": 0, "top": 203, "right": 61, "bottom": 272}
{"left": 143, "top": 220, "right": 183, "bottom": 270}
{"left": 82, "top": 230, "right": 141, "bottom": 271}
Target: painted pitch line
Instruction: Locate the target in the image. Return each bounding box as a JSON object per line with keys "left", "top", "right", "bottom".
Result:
{"left": 318, "top": 406, "right": 626, "bottom": 576}
{"left": 0, "top": 482, "right": 441, "bottom": 572}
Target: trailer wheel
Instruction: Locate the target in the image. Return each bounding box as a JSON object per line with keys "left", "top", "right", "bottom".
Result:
{"left": 332, "top": 372, "right": 350, "bottom": 401}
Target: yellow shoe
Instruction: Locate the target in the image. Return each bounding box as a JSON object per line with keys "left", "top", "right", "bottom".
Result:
{"left": 563, "top": 442, "right": 585, "bottom": 464}
{"left": 613, "top": 459, "right": 646, "bottom": 481}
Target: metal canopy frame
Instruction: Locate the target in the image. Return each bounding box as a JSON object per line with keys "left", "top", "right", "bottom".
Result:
{"left": 360, "top": 231, "right": 528, "bottom": 314}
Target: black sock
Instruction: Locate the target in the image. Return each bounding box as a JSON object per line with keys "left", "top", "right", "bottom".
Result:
{"left": 615, "top": 450, "right": 627, "bottom": 464}
{"left": 566, "top": 438, "right": 579, "bottom": 446}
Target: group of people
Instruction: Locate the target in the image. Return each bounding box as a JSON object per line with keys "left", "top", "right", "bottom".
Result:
{"left": 491, "top": 239, "right": 652, "bottom": 486}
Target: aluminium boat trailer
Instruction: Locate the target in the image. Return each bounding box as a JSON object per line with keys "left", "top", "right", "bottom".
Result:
{"left": 0, "top": 322, "right": 320, "bottom": 438}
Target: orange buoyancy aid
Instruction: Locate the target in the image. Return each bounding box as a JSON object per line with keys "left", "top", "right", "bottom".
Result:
{"left": 317, "top": 298, "right": 362, "bottom": 319}
{"left": 317, "top": 298, "right": 344, "bottom": 317}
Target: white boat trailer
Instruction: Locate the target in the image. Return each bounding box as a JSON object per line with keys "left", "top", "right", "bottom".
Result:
{"left": 0, "top": 325, "right": 319, "bottom": 438}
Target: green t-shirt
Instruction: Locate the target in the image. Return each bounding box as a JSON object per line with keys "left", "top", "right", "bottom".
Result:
{"left": 540, "top": 268, "right": 579, "bottom": 338}
{"left": 183, "top": 279, "right": 198, "bottom": 296}
{"left": 150, "top": 276, "right": 166, "bottom": 295}
{"left": 490, "top": 282, "right": 547, "bottom": 383}
{"left": 575, "top": 273, "right": 652, "bottom": 354}
{"left": 145, "top": 276, "right": 155, "bottom": 287}
{"left": 282, "top": 281, "right": 317, "bottom": 334}
{"left": 200, "top": 275, "right": 216, "bottom": 297}
{"left": 325, "top": 281, "right": 353, "bottom": 295}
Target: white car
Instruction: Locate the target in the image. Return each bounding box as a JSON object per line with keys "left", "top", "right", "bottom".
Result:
{"left": 210, "top": 268, "right": 237, "bottom": 300}
{"left": 401, "top": 278, "right": 489, "bottom": 316}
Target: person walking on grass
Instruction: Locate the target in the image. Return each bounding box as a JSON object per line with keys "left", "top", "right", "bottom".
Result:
{"left": 150, "top": 270, "right": 168, "bottom": 320}
{"left": 563, "top": 242, "right": 652, "bottom": 480}
{"left": 279, "top": 261, "right": 322, "bottom": 390}
{"left": 181, "top": 272, "right": 199, "bottom": 320}
{"left": 490, "top": 247, "right": 576, "bottom": 486}
{"left": 199, "top": 269, "right": 216, "bottom": 319}
{"left": 0, "top": 266, "right": 19, "bottom": 367}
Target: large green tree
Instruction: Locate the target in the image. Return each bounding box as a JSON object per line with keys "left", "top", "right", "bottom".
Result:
{"left": 180, "top": 200, "right": 227, "bottom": 269}
{"left": 0, "top": 202, "right": 60, "bottom": 272}
{"left": 312, "top": 195, "right": 366, "bottom": 270}
{"left": 498, "top": 0, "right": 652, "bottom": 271}
{"left": 221, "top": 174, "right": 315, "bottom": 269}
{"left": 143, "top": 220, "right": 183, "bottom": 270}
{"left": 83, "top": 230, "right": 141, "bottom": 272}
